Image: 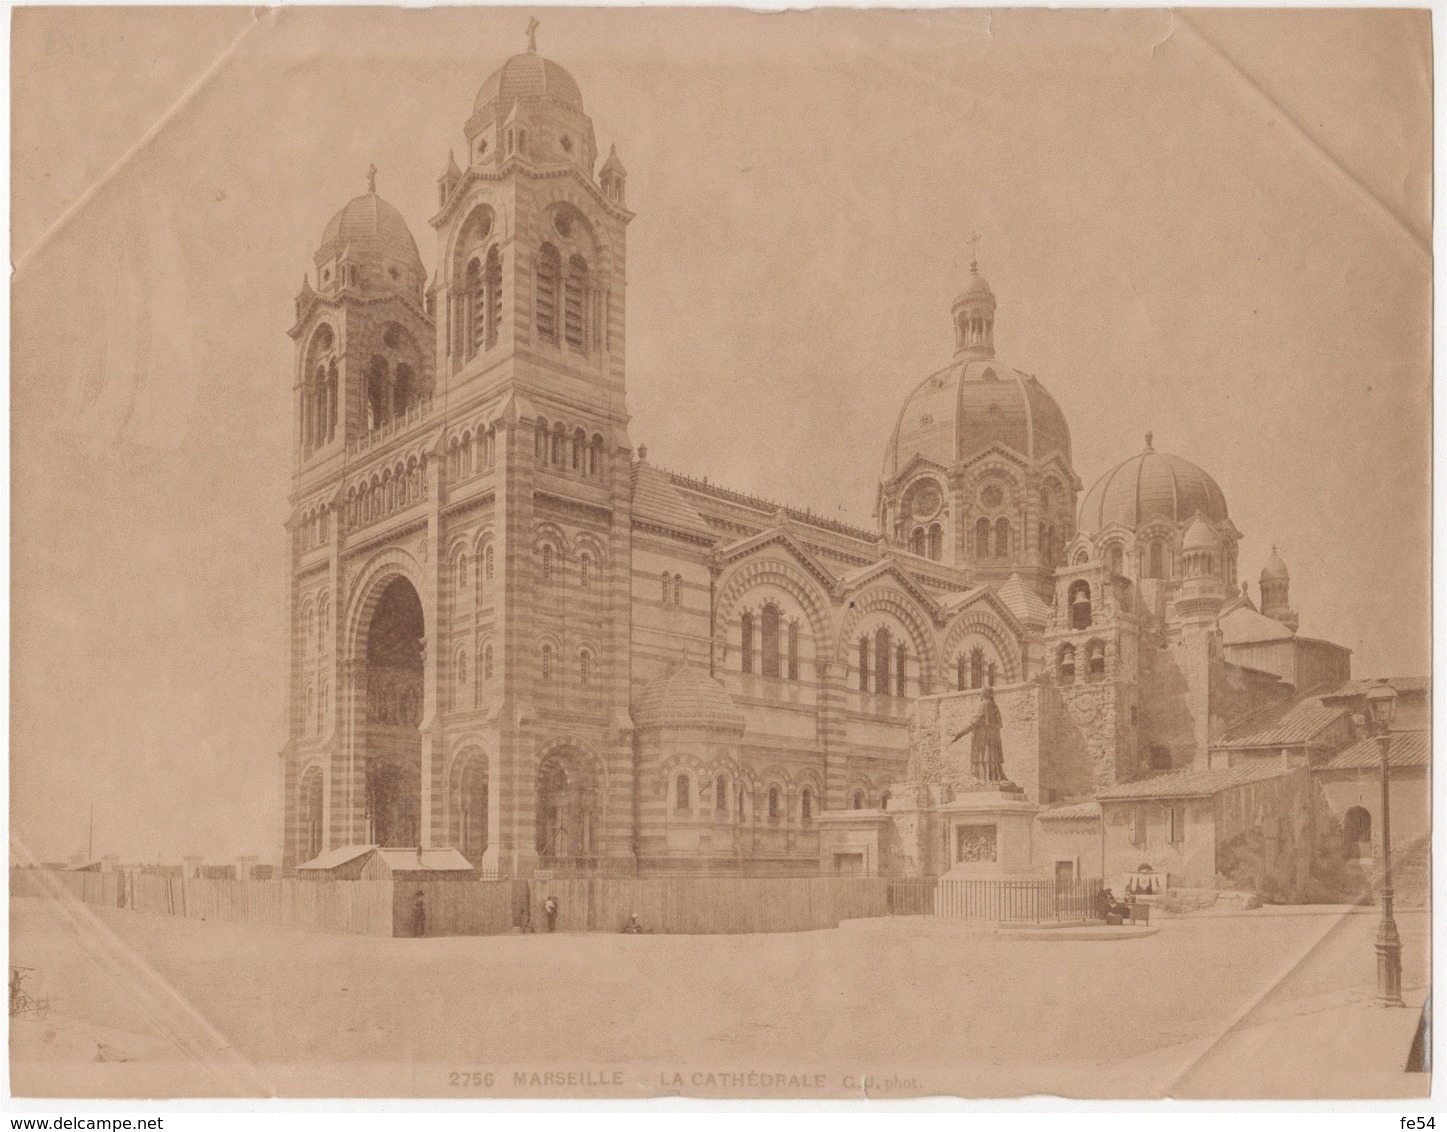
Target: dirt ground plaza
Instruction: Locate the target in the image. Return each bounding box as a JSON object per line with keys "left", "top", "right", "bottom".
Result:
{"left": 10, "top": 893, "right": 1430, "bottom": 1099}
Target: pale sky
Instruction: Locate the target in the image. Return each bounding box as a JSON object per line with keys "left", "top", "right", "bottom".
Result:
{"left": 10, "top": 8, "right": 1431, "bottom": 863}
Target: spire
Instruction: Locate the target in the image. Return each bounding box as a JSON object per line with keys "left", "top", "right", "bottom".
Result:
{"left": 367, "top": 163, "right": 377, "bottom": 194}
{"left": 968, "top": 232, "right": 981, "bottom": 273}
{"left": 1145, "top": 431, "right": 1154, "bottom": 451}
{"left": 527, "top": 16, "right": 540, "bottom": 53}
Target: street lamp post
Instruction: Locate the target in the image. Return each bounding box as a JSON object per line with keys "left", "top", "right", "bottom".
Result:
{"left": 1365, "top": 681, "right": 1404, "bottom": 1008}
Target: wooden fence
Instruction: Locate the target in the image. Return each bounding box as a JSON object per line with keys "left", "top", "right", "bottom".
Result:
{"left": 13, "top": 868, "right": 394, "bottom": 936}
{"left": 14, "top": 868, "right": 1099, "bottom": 935}
{"left": 526, "top": 875, "right": 889, "bottom": 935}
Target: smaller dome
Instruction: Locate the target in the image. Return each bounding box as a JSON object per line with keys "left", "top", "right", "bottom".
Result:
{"left": 1261, "top": 547, "right": 1289, "bottom": 581}
{"left": 1182, "top": 515, "right": 1216, "bottom": 551}
{"left": 634, "top": 661, "right": 745, "bottom": 732}
{"left": 473, "top": 51, "right": 585, "bottom": 118}
{"left": 1079, "top": 435, "right": 1229, "bottom": 535}
{"left": 316, "top": 191, "right": 423, "bottom": 271}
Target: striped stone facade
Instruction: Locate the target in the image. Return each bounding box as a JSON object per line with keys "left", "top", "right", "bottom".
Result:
{"left": 280, "top": 41, "right": 1342, "bottom": 880}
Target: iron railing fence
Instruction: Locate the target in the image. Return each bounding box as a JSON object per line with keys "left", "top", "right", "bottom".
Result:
{"left": 888, "top": 876, "right": 1105, "bottom": 923}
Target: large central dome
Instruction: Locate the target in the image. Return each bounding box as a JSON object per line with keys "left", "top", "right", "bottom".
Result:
{"left": 882, "top": 360, "right": 1072, "bottom": 480}
{"left": 882, "top": 264, "right": 1072, "bottom": 481}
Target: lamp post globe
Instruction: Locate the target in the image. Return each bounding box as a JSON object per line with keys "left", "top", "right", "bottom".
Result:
{"left": 1366, "top": 681, "right": 1404, "bottom": 1008}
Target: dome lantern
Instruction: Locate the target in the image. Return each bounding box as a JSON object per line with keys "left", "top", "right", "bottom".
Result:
{"left": 951, "top": 242, "right": 997, "bottom": 359}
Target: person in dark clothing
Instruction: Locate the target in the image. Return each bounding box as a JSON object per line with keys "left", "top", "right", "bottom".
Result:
{"left": 412, "top": 890, "right": 427, "bottom": 937}
{"left": 543, "top": 894, "right": 559, "bottom": 932}
{"left": 621, "top": 912, "right": 643, "bottom": 934}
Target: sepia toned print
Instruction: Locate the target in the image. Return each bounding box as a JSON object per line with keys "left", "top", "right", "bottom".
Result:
{"left": 10, "top": 6, "right": 1431, "bottom": 1102}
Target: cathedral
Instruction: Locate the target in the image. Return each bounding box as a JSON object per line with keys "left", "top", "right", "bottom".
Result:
{"left": 280, "top": 36, "right": 1373, "bottom": 885}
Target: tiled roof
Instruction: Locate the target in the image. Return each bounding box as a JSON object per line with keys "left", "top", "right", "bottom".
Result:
{"left": 1216, "top": 697, "right": 1349, "bottom": 749}
{"left": 1318, "top": 730, "right": 1429, "bottom": 771}
{"left": 1038, "top": 801, "right": 1101, "bottom": 821}
{"left": 1096, "top": 763, "right": 1292, "bottom": 800}
{"left": 296, "top": 844, "right": 376, "bottom": 870}
{"left": 631, "top": 464, "right": 715, "bottom": 539}
{"left": 1321, "top": 677, "right": 1430, "bottom": 698}
{"left": 1220, "top": 604, "right": 1296, "bottom": 645}
{"left": 375, "top": 848, "right": 475, "bottom": 873}
{"left": 995, "top": 574, "right": 1052, "bottom": 626}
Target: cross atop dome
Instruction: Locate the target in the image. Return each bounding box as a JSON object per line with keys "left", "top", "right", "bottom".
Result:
{"left": 968, "top": 232, "right": 982, "bottom": 272}
{"left": 366, "top": 163, "right": 377, "bottom": 194}
{"left": 1145, "top": 431, "right": 1153, "bottom": 450}
{"left": 527, "top": 16, "right": 540, "bottom": 52}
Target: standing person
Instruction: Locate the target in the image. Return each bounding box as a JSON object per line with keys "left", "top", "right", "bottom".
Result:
{"left": 621, "top": 912, "right": 643, "bottom": 934}
{"left": 543, "top": 894, "right": 559, "bottom": 933}
{"left": 412, "top": 889, "right": 427, "bottom": 937}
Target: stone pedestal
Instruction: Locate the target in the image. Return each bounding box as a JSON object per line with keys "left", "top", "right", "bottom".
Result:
{"left": 937, "top": 782, "right": 1040, "bottom": 879}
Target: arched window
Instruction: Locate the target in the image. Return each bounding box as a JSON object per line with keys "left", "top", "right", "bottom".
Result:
{"left": 1059, "top": 643, "right": 1076, "bottom": 684}
{"left": 852, "top": 790, "right": 865, "bottom": 810}
{"left": 485, "top": 544, "right": 494, "bottom": 580}
{"left": 572, "top": 428, "right": 585, "bottom": 471}
{"left": 858, "top": 637, "right": 870, "bottom": 692}
{"left": 483, "top": 644, "right": 494, "bottom": 681}
{"left": 786, "top": 622, "right": 799, "bottom": 681}
{"left": 874, "top": 627, "right": 891, "bottom": 694}
{"left": 957, "top": 654, "right": 967, "bottom": 692}
{"left": 1069, "top": 580, "right": 1093, "bottom": 630}
{"left": 456, "top": 652, "right": 470, "bottom": 707}
{"left": 484, "top": 246, "right": 502, "bottom": 350}
{"left": 552, "top": 423, "right": 565, "bottom": 466}
{"left": 465, "top": 257, "right": 483, "bottom": 359}
{"left": 542, "top": 545, "right": 553, "bottom": 580}
{"left": 580, "top": 554, "right": 591, "bottom": 588}
{"left": 975, "top": 517, "right": 991, "bottom": 558}
{"left": 910, "top": 527, "right": 926, "bottom": 556}
{"left": 801, "top": 788, "right": 814, "bottom": 826}
{"left": 715, "top": 775, "right": 728, "bottom": 813}
{"left": 304, "top": 685, "right": 315, "bottom": 733}
{"left": 928, "top": 523, "right": 943, "bottom": 561}
{"left": 366, "top": 356, "right": 390, "bottom": 431}
{"left": 768, "top": 786, "right": 782, "bottom": 822}
{"left": 1087, "top": 640, "right": 1106, "bottom": 681}
{"left": 541, "top": 644, "right": 552, "bottom": 680}
{"left": 579, "top": 650, "right": 590, "bottom": 687}
{"left": 661, "top": 572, "right": 670, "bottom": 602}
{"left": 995, "top": 518, "right": 1011, "bottom": 560}
{"left": 676, "top": 774, "right": 691, "bottom": 812}
{"left": 1108, "top": 544, "right": 1124, "bottom": 576}
{"left": 740, "top": 612, "right": 754, "bottom": 674}
{"left": 895, "top": 643, "right": 907, "bottom": 697}
{"left": 457, "top": 553, "right": 470, "bottom": 593}
{"left": 673, "top": 574, "right": 682, "bottom": 605}
{"left": 969, "top": 647, "right": 983, "bottom": 690}
{"left": 590, "top": 434, "right": 604, "bottom": 477}
{"left": 565, "top": 255, "right": 589, "bottom": 353}
{"left": 987, "top": 661, "right": 997, "bottom": 686}
{"left": 536, "top": 243, "right": 560, "bottom": 344}
{"left": 535, "top": 418, "right": 548, "bottom": 462}
{"left": 761, "top": 604, "right": 782, "bottom": 678}
{"left": 1149, "top": 541, "right": 1165, "bottom": 579}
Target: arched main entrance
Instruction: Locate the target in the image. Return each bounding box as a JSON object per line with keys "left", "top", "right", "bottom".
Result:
{"left": 535, "top": 748, "right": 601, "bottom": 866}
{"left": 363, "top": 576, "right": 424, "bottom": 847}
{"left": 1343, "top": 806, "right": 1373, "bottom": 860}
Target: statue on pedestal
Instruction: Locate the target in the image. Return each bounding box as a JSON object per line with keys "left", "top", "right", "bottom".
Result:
{"left": 949, "top": 685, "right": 1010, "bottom": 786}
